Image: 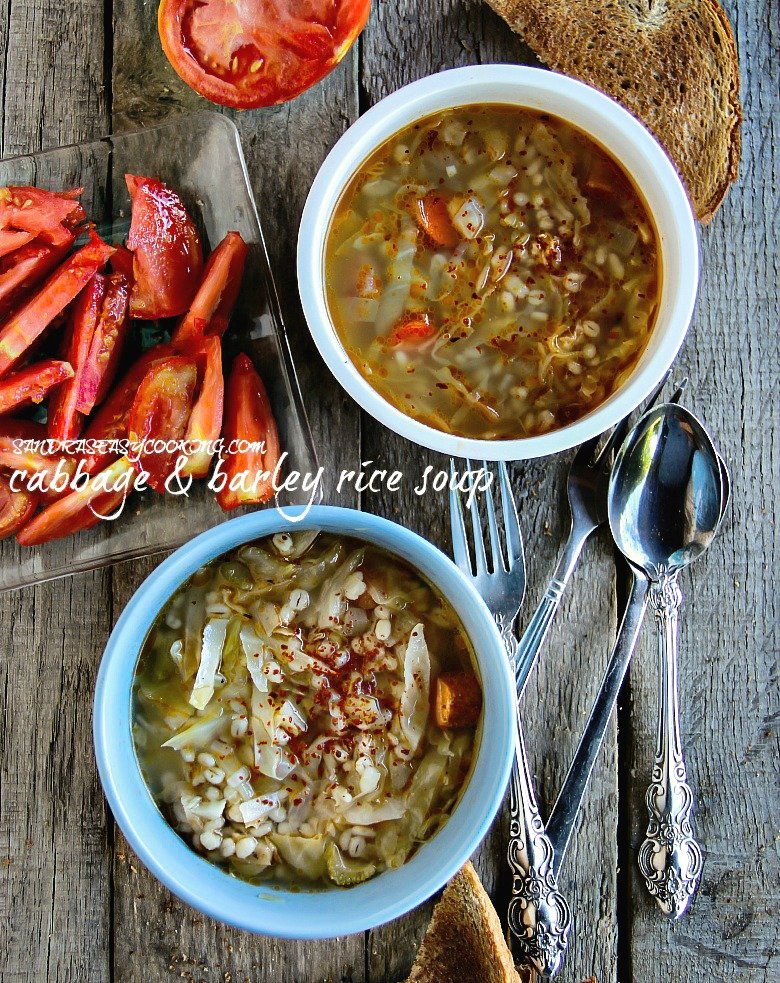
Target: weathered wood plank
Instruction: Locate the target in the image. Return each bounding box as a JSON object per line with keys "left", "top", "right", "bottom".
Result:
{"left": 109, "top": 3, "right": 364, "bottom": 980}
{"left": 360, "top": 4, "right": 619, "bottom": 982}
{"left": 625, "top": 1, "right": 780, "bottom": 980}
{"left": 0, "top": 4, "right": 112, "bottom": 983}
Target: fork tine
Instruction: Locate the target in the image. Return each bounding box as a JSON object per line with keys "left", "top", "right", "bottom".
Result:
{"left": 449, "top": 459, "right": 471, "bottom": 574}
{"left": 465, "top": 458, "right": 488, "bottom": 574}
{"left": 481, "top": 461, "right": 504, "bottom": 572}
{"left": 498, "top": 461, "right": 524, "bottom": 572}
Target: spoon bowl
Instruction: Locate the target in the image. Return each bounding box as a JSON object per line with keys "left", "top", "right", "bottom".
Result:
{"left": 608, "top": 403, "right": 723, "bottom": 577}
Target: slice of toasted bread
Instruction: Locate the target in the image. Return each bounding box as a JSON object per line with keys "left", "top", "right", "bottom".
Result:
{"left": 404, "top": 861, "right": 523, "bottom": 983}
{"left": 485, "top": 0, "right": 742, "bottom": 222}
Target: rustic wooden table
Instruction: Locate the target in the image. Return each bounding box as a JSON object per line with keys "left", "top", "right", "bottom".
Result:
{"left": 0, "top": 2, "right": 777, "bottom": 981}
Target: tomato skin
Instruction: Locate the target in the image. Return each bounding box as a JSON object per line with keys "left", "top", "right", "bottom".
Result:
{"left": 16, "top": 455, "right": 135, "bottom": 546}
{"left": 76, "top": 273, "right": 131, "bottom": 414}
{"left": 0, "top": 230, "right": 114, "bottom": 378}
{"left": 46, "top": 275, "right": 106, "bottom": 441}
{"left": 126, "top": 175, "right": 203, "bottom": 319}
{"left": 158, "top": 0, "right": 371, "bottom": 109}
{"left": 128, "top": 355, "right": 198, "bottom": 491}
{"left": 0, "top": 186, "right": 85, "bottom": 248}
{"left": 216, "top": 353, "right": 280, "bottom": 511}
{"left": 0, "top": 473, "right": 38, "bottom": 540}
{"left": 173, "top": 231, "right": 248, "bottom": 345}
{"left": 80, "top": 344, "right": 176, "bottom": 474}
{"left": 0, "top": 359, "right": 74, "bottom": 416}
{"left": 176, "top": 336, "right": 224, "bottom": 478}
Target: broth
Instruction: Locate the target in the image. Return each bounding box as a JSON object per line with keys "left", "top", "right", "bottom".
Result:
{"left": 325, "top": 105, "right": 661, "bottom": 439}
{"left": 132, "top": 531, "right": 481, "bottom": 889}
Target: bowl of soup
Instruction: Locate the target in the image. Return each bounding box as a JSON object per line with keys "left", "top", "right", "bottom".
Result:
{"left": 93, "top": 506, "right": 516, "bottom": 937}
{"left": 298, "top": 66, "right": 698, "bottom": 460}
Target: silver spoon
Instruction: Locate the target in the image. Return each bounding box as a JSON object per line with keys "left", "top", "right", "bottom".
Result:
{"left": 608, "top": 403, "right": 724, "bottom": 918}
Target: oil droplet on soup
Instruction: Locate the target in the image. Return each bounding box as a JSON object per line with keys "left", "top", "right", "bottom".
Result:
{"left": 324, "top": 105, "right": 661, "bottom": 440}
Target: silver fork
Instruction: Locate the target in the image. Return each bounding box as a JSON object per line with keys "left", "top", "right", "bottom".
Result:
{"left": 449, "top": 460, "right": 571, "bottom": 978}
{"left": 514, "top": 373, "right": 674, "bottom": 701}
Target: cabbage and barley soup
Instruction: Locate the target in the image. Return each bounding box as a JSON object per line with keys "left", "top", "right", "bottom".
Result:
{"left": 132, "top": 531, "right": 482, "bottom": 888}
{"left": 325, "top": 105, "right": 661, "bottom": 439}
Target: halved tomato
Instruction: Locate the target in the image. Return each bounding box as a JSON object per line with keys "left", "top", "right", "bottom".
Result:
{"left": 0, "top": 359, "right": 74, "bottom": 416}
{"left": 128, "top": 355, "right": 198, "bottom": 491}
{"left": 0, "top": 230, "right": 114, "bottom": 377}
{"left": 80, "top": 344, "right": 176, "bottom": 474}
{"left": 47, "top": 275, "right": 105, "bottom": 441}
{"left": 126, "top": 175, "right": 203, "bottom": 319}
{"left": 177, "top": 336, "right": 223, "bottom": 478}
{"left": 16, "top": 456, "right": 135, "bottom": 546}
{"left": 215, "top": 353, "right": 279, "bottom": 511}
{"left": 158, "top": 0, "right": 371, "bottom": 109}
{"left": 173, "top": 231, "right": 248, "bottom": 345}
{"left": 0, "top": 473, "right": 38, "bottom": 540}
{"left": 0, "top": 187, "right": 85, "bottom": 248}
{"left": 76, "top": 273, "right": 131, "bottom": 414}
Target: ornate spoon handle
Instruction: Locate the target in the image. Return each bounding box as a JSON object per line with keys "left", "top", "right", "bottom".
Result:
{"left": 507, "top": 718, "right": 572, "bottom": 978}
{"left": 638, "top": 574, "right": 704, "bottom": 918}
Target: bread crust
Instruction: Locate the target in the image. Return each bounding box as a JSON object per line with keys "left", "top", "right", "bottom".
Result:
{"left": 405, "top": 861, "right": 522, "bottom": 983}
{"left": 485, "top": 0, "right": 742, "bottom": 222}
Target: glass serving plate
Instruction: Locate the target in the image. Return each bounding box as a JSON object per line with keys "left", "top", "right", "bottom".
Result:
{"left": 0, "top": 112, "right": 317, "bottom": 592}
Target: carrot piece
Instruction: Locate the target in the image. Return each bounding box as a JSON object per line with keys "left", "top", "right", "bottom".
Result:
{"left": 386, "top": 312, "right": 436, "bottom": 347}
{"left": 413, "top": 192, "right": 459, "bottom": 247}
{"left": 433, "top": 672, "right": 483, "bottom": 729}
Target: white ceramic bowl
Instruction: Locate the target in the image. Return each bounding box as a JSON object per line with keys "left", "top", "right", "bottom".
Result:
{"left": 298, "top": 65, "right": 699, "bottom": 461}
{"left": 93, "top": 506, "right": 516, "bottom": 938}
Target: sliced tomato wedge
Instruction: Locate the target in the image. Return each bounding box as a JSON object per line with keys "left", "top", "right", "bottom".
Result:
{"left": 0, "top": 186, "right": 85, "bottom": 247}
{"left": 0, "top": 240, "right": 72, "bottom": 319}
{"left": 0, "top": 230, "right": 114, "bottom": 377}
{"left": 80, "top": 344, "right": 176, "bottom": 474}
{"left": 0, "top": 420, "right": 76, "bottom": 498}
{"left": 128, "top": 355, "right": 198, "bottom": 491}
{"left": 0, "top": 229, "right": 35, "bottom": 258}
{"left": 76, "top": 273, "right": 130, "bottom": 414}
{"left": 16, "top": 455, "right": 135, "bottom": 546}
{"left": 172, "top": 231, "right": 248, "bottom": 345}
{"left": 125, "top": 175, "right": 203, "bottom": 319}
{"left": 177, "top": 336, "right": 223, "bottom": 478}
{"left": 0, "top": 473, "right": 38, "bottom": 540}
{"left": 158, "top": 0, "right": 371, "bottom": 109}
{"left": 216, "top": 353, "right": 280, "bottom": 511}
{"left": 47, "top": 275, "right": 105, "bottom": 441}
{"left": 110, "top": 243, "right": 135, "bottom": 282}
{"left": 0, "top": 359, "right": 74, "bottom": 416}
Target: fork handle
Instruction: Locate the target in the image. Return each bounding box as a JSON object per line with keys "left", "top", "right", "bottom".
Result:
{"left": 507, "top": 720, "right": 572, "bottom": 978}
{"left": 515, "top": 529, "right": 588, "bottom": 698}
{"left": 546, "top": 568, "right": 650, "bottom": 865}
{"left": 638, "top": 574, "right": 703, "bottom": 918}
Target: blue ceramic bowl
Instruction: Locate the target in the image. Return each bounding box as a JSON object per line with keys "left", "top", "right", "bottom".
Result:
{"left": 93, "top": 506, "right": 516, "bottom": 938}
